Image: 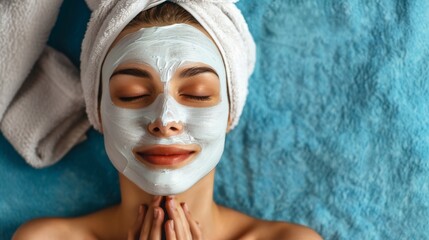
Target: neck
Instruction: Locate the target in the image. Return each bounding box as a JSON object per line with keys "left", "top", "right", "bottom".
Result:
{"left": 116, "top": 170, "right": 221, "bottom": 236}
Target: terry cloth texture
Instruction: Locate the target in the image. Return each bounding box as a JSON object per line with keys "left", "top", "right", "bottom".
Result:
{"left": 1, "top": 0, "right": 429, "bottom": 239}
{"left": 80, "top": 0, "right": 255, "bottom": 131}
{"left": 1, "top": 47, "right": 90, "bottom": 168}
{"left": 0, "top": 0, "right": 90, "bottom": 168}
{"left": 0, "top": 0, "right": 62, "bottom": 118}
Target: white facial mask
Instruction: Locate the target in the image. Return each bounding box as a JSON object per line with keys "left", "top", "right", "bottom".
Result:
{"left": 101, "top": 24, "right": 229, "bottom": 195}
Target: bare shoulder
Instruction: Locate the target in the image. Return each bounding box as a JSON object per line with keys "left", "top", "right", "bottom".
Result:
{"left": 13, "top": 217, "right": 97, "bottom": 240}
{"left": 255, "top": 220, "right": 323, "bottom": 240}
{"left": 219, "top": 206, "right": 322, "bottom": 240}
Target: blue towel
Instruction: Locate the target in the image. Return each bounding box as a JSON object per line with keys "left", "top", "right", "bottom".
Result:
{"left": 1, "top": 0, "right": 429, "bottom": 239}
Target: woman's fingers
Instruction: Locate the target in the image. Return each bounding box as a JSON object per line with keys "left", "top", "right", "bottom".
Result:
{"left": 140, "top": 206, "right": 154, "bottom": 238}
{"left": 181, "top": 203, "right": 203, "bottom": 240}
{"left": 165, "top": 220, "right": 177, "bottom": 240}
{"left": 127, "top": 196, "right": 201, "bottom": 240}
{"left": 125, "top": 197, "right": 202, "bottom": 240}
{"left": 176, "top": 202, "right": 191, "bottom": 239}
{"left": 127, "top": 205, "right": 146, "bottom": 240}
{"left": 140, "top": 196, "right": 163, "bottom": 239}
{"left": 165, "top": 197, "right": 188, "bottom": 239}
{"left": 149, "top": 207, "right": 165, "bottom": 240}
{"left": 165, "top": 196, "right": 204, "bottom": 240}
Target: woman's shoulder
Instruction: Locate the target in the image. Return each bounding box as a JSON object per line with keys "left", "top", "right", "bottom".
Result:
{"left": 252, "top": 220, "right": 323, "bottom": 240}
{"left": 219, "top": 206, "right": 322, "bottom": 240}
{"left": 12, "top": 217, "right": 97, "bottom": 240}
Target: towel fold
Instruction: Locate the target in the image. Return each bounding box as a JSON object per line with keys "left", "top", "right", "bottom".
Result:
{"left": 0, "top": 1, "right": 91, "bottom": 168}
{"left": 81, "top": 0, "right": 256, "bottom": 131}
{"left": 0, "top": 0, "right": 63, "bottom": 119}
{"left": 1, "top": 47, "right": 90, "bottom": 168}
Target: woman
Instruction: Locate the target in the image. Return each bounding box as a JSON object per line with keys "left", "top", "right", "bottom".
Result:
{"left": 14, "top": 2, "right": 322, "bottom": 239}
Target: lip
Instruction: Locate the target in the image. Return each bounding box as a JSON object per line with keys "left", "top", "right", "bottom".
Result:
{"left": 133, "top": 145, "right": 200, "bottom": 167}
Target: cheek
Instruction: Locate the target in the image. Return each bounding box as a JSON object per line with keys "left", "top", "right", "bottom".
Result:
{"left": 183, "top": 103, "right": 229, "bottom": 141}
{"left": 100, "top": 101, "right": 148, "bottom": 141}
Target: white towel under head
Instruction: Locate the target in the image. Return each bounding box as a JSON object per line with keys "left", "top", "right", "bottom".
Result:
{"left": 81, "top": 0, "right": 256, "bottom": 131}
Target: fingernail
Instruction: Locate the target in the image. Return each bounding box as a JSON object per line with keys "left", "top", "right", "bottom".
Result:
{"left": 169, "top": 198, "right": 175, "bottom": 208}
{"left": 154, "top": 208, "right": 159, "bottom": 219}
{"left": 170, "top": 220, "right": 174, "bottom": 230}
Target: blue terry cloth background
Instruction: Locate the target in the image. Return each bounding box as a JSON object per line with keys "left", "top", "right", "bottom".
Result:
{"left": 1, "top": 0, "right": 429, "bottom": 239}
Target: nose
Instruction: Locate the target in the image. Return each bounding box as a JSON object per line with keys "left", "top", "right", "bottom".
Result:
{"left": 147, "top": 119, "right": 183, "bottom": 138}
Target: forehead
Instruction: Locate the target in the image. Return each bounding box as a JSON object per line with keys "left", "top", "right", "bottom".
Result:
{"left": 111, "top": 22, "right": 213, "bottom": 49}
{"left": 104, "top": 24, "right": 225, "bottom": 82}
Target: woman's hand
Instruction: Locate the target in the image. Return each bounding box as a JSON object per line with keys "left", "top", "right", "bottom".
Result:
{"left": 127, "top": 196, "right": 202, "bottom": 240}
{"left": 164, "top": 196, "right": 203, "bottom": 240}
{"left": 127, "top": 195, "right": 164, "bottom": 240}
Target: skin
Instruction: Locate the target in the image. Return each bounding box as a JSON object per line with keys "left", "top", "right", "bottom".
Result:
{"left": 13, "top": 22, "right": 323, "bottom": 240}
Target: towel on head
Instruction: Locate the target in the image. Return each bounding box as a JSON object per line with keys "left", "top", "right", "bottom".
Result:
{"left": 80, "top": 0, "right": 256, "bottom": 131}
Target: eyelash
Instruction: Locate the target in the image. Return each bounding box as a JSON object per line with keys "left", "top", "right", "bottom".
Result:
{"left": 119, "top": 95, "right": 149, "bottom": 102}
{"left": 118, "top": 94, "right": 211, "bottom": 102}
{"left": 181, "top": 94, "right": 211, "bottom": 101}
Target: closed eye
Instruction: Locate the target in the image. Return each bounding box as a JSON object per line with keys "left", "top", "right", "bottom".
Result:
{"left": 181, "top": 94, "right": 211, "bottom": 101}
{"left": 119, "top": 95, "right": 150, "bottom": 102}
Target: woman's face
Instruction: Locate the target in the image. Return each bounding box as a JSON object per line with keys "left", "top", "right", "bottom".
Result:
{"left": 100, "top": 23, "right": 229, "bottom": 195}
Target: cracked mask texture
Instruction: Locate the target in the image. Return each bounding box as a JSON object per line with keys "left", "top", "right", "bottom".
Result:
{"left": 101, "top": 24, "right": 228, "bottom": 195}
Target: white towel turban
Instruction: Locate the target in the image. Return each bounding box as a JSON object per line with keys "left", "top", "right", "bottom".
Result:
{"left": 81, "top": 0, "right": 256, "bottom": 131}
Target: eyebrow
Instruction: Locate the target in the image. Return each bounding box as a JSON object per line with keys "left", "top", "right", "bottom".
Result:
{"left": 179, "top": 67, "right": 219, "bottom": 78}
{"left": 111, "top": 68, "right": 152, "bottom": 79}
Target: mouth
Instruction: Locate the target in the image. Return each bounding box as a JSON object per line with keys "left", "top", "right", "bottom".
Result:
{"left": 133, "top": 145, "right": 200, "bottom": 167}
